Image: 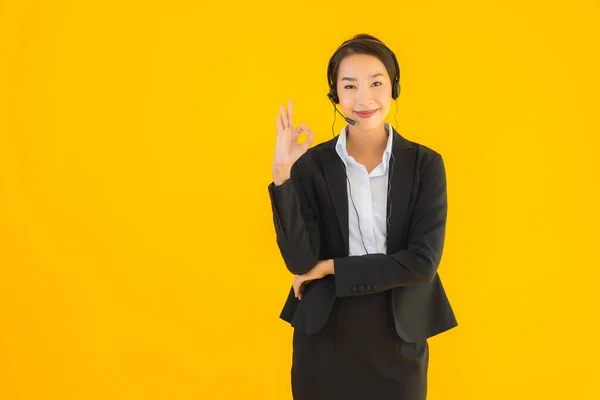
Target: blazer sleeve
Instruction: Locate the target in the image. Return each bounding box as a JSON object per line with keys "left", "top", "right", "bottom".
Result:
{"left": 333, "top": 153, "right": 448, "bottom": 297}
{"left": 268, "top": 161, "right": 320, "bottom": 276}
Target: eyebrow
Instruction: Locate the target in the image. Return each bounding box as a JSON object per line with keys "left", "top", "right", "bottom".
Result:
{"left": 341, "top": 73, "right": 385, "bottom": 82}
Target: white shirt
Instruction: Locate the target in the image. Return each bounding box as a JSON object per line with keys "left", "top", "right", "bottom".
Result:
{"left": 335, "top": 122, "right": 394, "bottom": 256}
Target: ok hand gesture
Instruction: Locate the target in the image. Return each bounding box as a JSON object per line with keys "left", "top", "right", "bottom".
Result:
{"left": 273, "top": 99, "right": 314, "bottom": 173}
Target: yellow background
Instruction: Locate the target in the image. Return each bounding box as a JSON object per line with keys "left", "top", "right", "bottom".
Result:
{"left": 1, "top": 0, "right": 599, "bottom": 398}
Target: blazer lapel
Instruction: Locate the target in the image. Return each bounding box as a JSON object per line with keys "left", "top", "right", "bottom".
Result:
{"left": 322, "top": 139, "right": 350, "bottom": 255}
{"left": 386, "top": 128, "right": 416, "bottom": 253}
{"left": 320, "top": 126, "right": 416, "bottom": 256}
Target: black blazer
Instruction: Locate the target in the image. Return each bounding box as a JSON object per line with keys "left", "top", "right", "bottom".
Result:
{"left": 268, "top": 126, "right": 458, "bottom": 342}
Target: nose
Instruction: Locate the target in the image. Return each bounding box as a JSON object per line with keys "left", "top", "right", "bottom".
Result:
{"left": 356, "top": 86, "right": 374, "bottom": 106}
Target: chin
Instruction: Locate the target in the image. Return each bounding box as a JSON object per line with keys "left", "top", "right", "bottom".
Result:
{"left": 357, "top": 117, "right": 384, "bottom": 127}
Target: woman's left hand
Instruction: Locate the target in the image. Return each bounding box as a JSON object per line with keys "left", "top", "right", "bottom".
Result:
{"left": 293, "top": 259, "right": 335, "bottom": 299}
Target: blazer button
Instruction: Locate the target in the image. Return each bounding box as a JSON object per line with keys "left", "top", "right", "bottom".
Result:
{"left": 359, "top": 285, "right": 365, "bottom": 292}
{"left": 351, "top": 285, "right": 359, "bottom": 293}
{"left": 366, "top": 284, "right": 373, "bottom": 291}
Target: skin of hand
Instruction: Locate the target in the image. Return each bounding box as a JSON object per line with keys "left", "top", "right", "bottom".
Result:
{"left": 272, "top": 99, "right": 314, "bottom": 185}
{"left": 292, "top": 259, "right": 335, "bottom": 299}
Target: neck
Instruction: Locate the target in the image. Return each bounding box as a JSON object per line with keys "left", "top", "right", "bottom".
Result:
{"left": 345, "top": 123, "right": 389, "bottom": 157}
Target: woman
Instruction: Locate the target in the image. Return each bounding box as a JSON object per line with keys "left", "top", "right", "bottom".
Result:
{"left": 268, "top": 33, "right": 458, "bottom": 400}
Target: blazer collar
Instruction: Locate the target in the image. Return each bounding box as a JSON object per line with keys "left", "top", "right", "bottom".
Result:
{"left": 334, "top": 123, "right": 395, "bottom": 175}
{"left": 321, "top": 125, "right": 416, "bottom": 255}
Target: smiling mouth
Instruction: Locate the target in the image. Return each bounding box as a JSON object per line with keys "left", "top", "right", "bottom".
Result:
{"left": 355, "top": 109, "right": 379, "bottom": 117}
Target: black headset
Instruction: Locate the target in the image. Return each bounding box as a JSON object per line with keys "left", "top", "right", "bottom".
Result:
{"left": 326, "top": 38, "right": 401, "bottom": 107}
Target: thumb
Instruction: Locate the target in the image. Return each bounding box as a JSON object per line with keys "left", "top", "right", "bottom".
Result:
{"left": 300, "top": 129, "right": 314, "bottom": 153}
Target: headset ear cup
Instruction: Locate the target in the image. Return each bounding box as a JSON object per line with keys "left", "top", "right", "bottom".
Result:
{"left": 328, "top": 87, "right": 339, "bottom": 104}
{"left": 392, "top": 81, "right": 400, "bottom": 99}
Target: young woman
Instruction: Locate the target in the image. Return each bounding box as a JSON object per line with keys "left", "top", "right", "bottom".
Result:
{"left": 268, "top": 33, "right": 458, "bottom": 400}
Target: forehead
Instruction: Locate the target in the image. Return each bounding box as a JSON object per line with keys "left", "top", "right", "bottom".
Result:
{"left": 337, "top": 53, "right": 388, "bottom": 79}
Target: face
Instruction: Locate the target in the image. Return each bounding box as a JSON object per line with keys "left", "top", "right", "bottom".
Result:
{"left": 335, "top": 53, "right": 393, "bottom": 129}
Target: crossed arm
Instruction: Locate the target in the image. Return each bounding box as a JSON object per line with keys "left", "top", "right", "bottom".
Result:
{"left": 268, "top": 153, "right": 447, "bottom": 298}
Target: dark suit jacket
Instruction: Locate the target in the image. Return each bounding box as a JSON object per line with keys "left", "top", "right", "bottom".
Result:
{"left": 268, "top": 126, "right": 458, "bottom": 342}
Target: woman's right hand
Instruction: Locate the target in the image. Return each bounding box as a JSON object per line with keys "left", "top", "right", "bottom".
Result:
{"left": 272, "top": 99, "right": 314, "bottom": 184}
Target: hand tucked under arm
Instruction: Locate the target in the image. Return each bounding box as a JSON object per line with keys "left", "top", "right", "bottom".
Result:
{"left": 292, "top": 259, "right": 334, "bottom": 299}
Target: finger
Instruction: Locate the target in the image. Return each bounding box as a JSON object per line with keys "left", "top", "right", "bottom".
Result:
{"left": 288, "top": 99, "right": 293, "bottom": 128}
{"left": 300, "top": 127, "right": 314, "bottom": 152}
{"left": 280, "top": 105, "right": 288, "bottom": 129}
{"left": 297, "top": 124, "right": 312, "bottom": 136}
{"left": 294, "top": 277, "right": 304, "bottom": 299}
{"left": 294, "top": 124, "right": 305, "bottom": 140}
{"left": 294, "top": 124, "right": 307, "bottom": 142}
{"left": 276, "top": 114, "right": 283, "bottom": 133}
{"left": 299, "top": 280, "right": 310, "bottom": 300}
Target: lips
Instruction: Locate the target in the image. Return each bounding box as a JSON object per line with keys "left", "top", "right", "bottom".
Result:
{"left": 355, "top": 109, "right": 379, "bottom": 118}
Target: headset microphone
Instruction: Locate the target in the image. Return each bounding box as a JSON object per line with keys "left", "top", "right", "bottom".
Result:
{"left": 327, "top": 93, "right": 356, "bottom": 125}
{"left": 334, "top": 106, "right": 356, "bottom": 126}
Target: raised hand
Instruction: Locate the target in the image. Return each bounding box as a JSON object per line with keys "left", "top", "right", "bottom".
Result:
{"left": 272, "top": 99, "right": 314, "bottom": 184}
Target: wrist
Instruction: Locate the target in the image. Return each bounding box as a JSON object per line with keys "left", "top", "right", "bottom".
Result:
{"left": 272, "top": 164, "right": 291, "bottom": 185}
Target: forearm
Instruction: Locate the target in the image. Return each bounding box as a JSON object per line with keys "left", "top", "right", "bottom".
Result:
{"left": 269, "top": 177, "right": 320, "bottom": 275}
{"left": 333, "top": 246, "right": 442, "bottom": 296}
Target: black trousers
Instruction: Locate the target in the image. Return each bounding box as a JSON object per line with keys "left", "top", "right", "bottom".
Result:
{"left": 291, "top": 290, "right": 429, "bottom": 400}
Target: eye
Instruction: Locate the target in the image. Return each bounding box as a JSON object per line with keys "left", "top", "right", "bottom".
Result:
{"left": 343, "top": 82, "right": 383, "bottom": 89}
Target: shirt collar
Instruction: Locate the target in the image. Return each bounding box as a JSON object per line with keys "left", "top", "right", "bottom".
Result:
{"left": 335, "top": 122, "right": 394, "bottom": 172}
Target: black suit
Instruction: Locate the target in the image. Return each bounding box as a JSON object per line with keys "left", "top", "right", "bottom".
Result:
{"left": 268, "top": 127, "right": 457, "bottom": 343}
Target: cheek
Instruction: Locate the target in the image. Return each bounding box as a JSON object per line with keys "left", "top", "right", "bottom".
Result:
{"left": 376, "top": 87, "right": 391, "bottom": 102}
{"left": 339, "top": 97, "right": 354, "bottom": 111}
{"left": 377, "top": 93, "right": 392, "bottom": 109}
{"left": 338, "top": 91, "right": 352, "bottom": 103}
